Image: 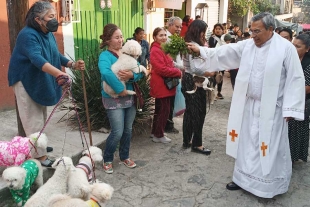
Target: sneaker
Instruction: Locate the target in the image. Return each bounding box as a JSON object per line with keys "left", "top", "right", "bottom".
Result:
{"left": 150, "top": 133, "right": 167, "bottom": 138}
{"left": 216, "top": 93, "right": 224, "bottom": 99}
{"left": 164, "top": 127, "right": 179, "bottom": 134}
{"left": 103, "top": 162, "right": 113, "bottom": 174}
{"left": 120, "top": 158, "right": 136, "bottom": 168}
{"left": 40, "top": 158, "right": 54, "bottom": 167}
{"left": 152, "top": 136, "right": 171, "bottom": 143}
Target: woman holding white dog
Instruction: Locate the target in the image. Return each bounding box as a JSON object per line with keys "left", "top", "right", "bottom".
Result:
{"left": 149, "top": 27, "right": 182, "bottom": 144}
{"left": 181, "top": 20, "right": 213, "bottom": 155}
{"left": 8, "top": 1, "right": 85, "bottom": 167}
{"left": 98, "top": 24, "right": 144, "bottom": 174}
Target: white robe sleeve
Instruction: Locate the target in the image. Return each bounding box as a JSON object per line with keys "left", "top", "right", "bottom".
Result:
{"left": 192, "top": 40, "right": 249, "bottom": 73}
{"left": 282, "top": 45, "right": 305, "bottom": 121}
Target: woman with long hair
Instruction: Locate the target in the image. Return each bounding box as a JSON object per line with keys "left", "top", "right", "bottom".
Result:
{"left": 182, "top": 20, "right": 214, "bottom": 154}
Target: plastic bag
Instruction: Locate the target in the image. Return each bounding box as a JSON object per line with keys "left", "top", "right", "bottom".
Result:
{"left": 173, "top": 82, "right": 186, "bottom": 117}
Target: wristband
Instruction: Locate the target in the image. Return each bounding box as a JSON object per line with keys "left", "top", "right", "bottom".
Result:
{"left": 70, "top": 61, "right": 75, "bottom": 69}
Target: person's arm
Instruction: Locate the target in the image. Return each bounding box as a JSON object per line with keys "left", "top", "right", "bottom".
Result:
{"left": 118, "top": 70, "right": 144, "bottom": 83}
{"left": 306, "top": 86, "right": 310, "bottom": 94}
{"left": 42, "top": 63, "right": 67, "bottom": 78}
{"left": 282, "top": 45, "right": 306, "bottom": 121}
{"left": 187, "top": 40, "right": 247, "bottom": 74}
{"left": 98, "top": 52, "right": 125, "bottom": 94}
{"left": 304, "top": 57, "right": 310, "bottom": 94}
{"left": 150, "top": 49, "right": 182, "bottom": 78}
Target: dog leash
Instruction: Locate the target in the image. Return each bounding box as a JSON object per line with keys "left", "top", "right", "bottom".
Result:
{"left": 26, "top": 75, "right": 97, "bottom": 182}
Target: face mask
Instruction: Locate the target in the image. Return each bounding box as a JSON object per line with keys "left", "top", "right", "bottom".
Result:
{"left": 45, "top": 18, "right": 59, "bottom": 32}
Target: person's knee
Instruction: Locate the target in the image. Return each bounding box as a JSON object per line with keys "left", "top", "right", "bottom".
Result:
{"left": 109, "top": 128, "right": 124, "bottom": 141}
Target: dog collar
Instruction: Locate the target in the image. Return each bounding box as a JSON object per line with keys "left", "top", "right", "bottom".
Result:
{"left": 85, "top": 197, "right": 101, "bottom": 207}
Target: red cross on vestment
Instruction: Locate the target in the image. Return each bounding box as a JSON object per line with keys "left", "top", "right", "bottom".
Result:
{"left": 229, "top": 129, "right": 238, "bottom": 142}
{"left": 261, "top": 142, "right": 268, "bottom": 157}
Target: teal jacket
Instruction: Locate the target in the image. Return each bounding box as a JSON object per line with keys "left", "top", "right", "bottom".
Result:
{"left": 98, "top": 50, "right": 144, "bottom": 98}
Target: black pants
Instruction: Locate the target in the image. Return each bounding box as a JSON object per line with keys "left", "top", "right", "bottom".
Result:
{"left": 229, "top": 69, "right": 238, "bottom": 90}
{"left": 164, "top": 96, "right": 175, "bottom": 130}
{"left": 213, "top": 71, "right": 224, "bottom": 93}
{"left": 181, "top": 73, "right": 207, "bottom": 147}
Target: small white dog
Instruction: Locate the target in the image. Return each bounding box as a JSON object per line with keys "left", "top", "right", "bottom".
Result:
{"left": 48, "top": 182, "right": 114, "bottom": 207}
{"left": 2, "top": 159, "right": 43, "bottom": 206}
{"left": 186, "top": 74, "right": 214, "bottom": 94}
{"left": 103, "top": 39, "right": 148, "bottom": 98}
{"left": 24, "top": 157, "right": 73, "bottom": 207}
{"left": 67, "top": 146, "right": 103, "bottom": 200}
{"left": 0, "top": 132, "right": 48, "bottom": 167}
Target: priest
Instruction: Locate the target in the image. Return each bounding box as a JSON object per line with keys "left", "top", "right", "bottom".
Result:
{"left": 187, "top": 12, "right": 305, "bottom": 198}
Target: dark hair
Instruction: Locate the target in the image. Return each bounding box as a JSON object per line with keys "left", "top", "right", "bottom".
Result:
{"left": 279, "top": 28, "right": 293, "bottom": 39}
{"left": 275, "top": 27, "right": 282, "bottom": 32}
{"left": 184, "top": 20, "right": 208, "bottom": 46}
{"left": 222, "top": 23, "right": 227, "bottom": 26}
{"left": 133, "top": 27, "right": 144, "bottom": 37}
{"left": 99, "top": 24, "right": 120, "bottom": 49}
{"left": 183, "top": 15, "right": 190, "bottom": 23}
{"left": 25, "top": 1, "right": 54, "bottom": 31}
{"left": 195, "top": 15, "right": 201, "bottom": 20}
{"left": 212, "top": 23, "right": 224, "bottom": 34}
{"left": 243, "top": 32, "right": 250, "bottom": 38}
{"left": 233, "top": 24, "right": 239, "bottom": 27}
{"left": 295, "top": 33, "right": 310, "bottom": 48}
{"left": 229, "top": 26, "right": 234, "bottom": 30}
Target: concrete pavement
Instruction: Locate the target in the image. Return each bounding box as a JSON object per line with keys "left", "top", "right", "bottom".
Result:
{"left": 1, "top": 72, "right": 310, "bottom": 207}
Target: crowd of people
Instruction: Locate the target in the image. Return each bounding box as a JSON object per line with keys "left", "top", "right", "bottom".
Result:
{"left": 5, "top": 0, "right": 310, "bottom": 202}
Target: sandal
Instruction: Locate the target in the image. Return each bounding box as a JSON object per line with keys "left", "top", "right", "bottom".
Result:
{"left": 40, "top": 158, "right": 55, "bottom": 167}
{"left": 120, "top": 158, "right": 136, "bottom": 168}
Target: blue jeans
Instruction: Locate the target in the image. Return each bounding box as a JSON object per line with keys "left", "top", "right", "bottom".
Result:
{"left": 104, "top": 105, "right": 136, "bottom": 162}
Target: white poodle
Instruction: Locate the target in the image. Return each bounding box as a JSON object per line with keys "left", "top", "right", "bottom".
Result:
{"left": 103, "top": 39, "right": 148, "bottom": 98}
{"left": 48, "top": 182, "right": 114, "bottom": 207}
{"left": 0, "top": 132, "right": 48, "bottom": 167}
{"left": 67, "top": 146, "right": 103, "bottom": 200}
{"left": 24, "top": 157, "right": 73, "bottom": 207}
{"left": 2, "top": 159, "right": 43, "bottom": 206}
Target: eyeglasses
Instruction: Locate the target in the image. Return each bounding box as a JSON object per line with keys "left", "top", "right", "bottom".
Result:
{"left": 249, "top": 29, "right": 264, "bottom": 35}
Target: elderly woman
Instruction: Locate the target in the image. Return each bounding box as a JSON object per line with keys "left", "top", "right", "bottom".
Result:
{"left": 289, "top": 33, "right": 310, "bottom": 163}
{"left": 98, "top": 24, "right": 144, "bottom": 174}
{"left": 8, "top": 1, "right": 84, "bottom": 167}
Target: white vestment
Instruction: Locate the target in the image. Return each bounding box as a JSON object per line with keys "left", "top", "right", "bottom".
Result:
{"left": 192, "top": 33, "right": 305, "bottom": 198}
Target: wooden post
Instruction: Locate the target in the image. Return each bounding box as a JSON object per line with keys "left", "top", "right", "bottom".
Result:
{"left": 6, "top": 0, "right": 29, "bottom": 136}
